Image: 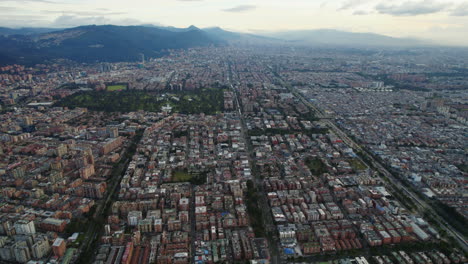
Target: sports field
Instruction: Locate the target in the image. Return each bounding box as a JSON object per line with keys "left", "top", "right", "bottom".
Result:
{"left": 107, "top": 84, "right": 126, "bottom": 91}
{"left": 173, "top": 170, "right": 192, "bottom": 182}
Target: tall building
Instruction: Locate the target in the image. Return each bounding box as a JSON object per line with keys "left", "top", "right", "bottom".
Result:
{"left": 31, "top": 237, "right": 50, "bottom": 259}
{"left": 12, "top": 166, "right": 25, "bottom": 179}
{"left": 79, "top": 164, "right": 95, "bottom": 180}
{"left": 0, "top": 221, "right": 14, "bottom": 236}
{"left": 14, "top": 220, "right": 36, "bottom": 235}
{"left": 12, "top": 241, "right": 31, "bottom": 263}
{"left": 76, "top": 148, "right": 95, "bottom": 167}
{"left": 107, "top": 126, "right": 119, "bottom": 138}
{"left": 84, "top": 148, "right": 95, "bottom": 165}
{"left": 56, "top": 144, "right": 68, "bottom": 157}
{"left": 0, "top": 246, "right": 14, "bottom": 262}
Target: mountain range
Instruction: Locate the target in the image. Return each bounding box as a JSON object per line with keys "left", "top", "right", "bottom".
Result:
{"left": 264, "top": 29, "right": 425, "bottom": 47}
{"left": 0, "top": 27, "right": 62, "bottom": 36}
{"left": 0, "top": 25, "right": 224, "bottom": 65}
{"left": 0, "top": 25, "right": 429, "bottom": 66}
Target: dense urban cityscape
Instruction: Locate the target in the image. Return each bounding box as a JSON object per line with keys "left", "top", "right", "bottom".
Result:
{"left": 0, "top": 42, "right": 467, "bottom": 264}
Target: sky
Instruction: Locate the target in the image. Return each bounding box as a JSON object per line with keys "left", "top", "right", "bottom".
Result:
{"left": 1, "top": 0, "right": 468, "bottom": 46}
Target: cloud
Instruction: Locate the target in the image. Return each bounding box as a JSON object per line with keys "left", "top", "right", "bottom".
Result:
{"left": 0, "top": 0, "right": 59, "bottom": 3}
{"left": 376, "top": 0, "right": 450, "bottom": 16}
{"left": 42, "top": 10, "right": 127, "bottom": 16}
{"left": 450, "top": 3, "right": 468, "bottom": 16}
{"left": 0, "top": 15, "right": 50, "bottom": 27}
{"left": 0, "top": 14, "right": 47, "bottom": 20}
{"left": 353, "top": 10, "right": 370, "bottom": 15}
{"left": 338, "top": 0, "right": 370, "bottom": 11}
{"left": 50, "top": 15, "right": 142, "bottom": 28}
{"left": 222, "top": 5, "right": 256, "bottom": 13}
{"left": 0, "top": 6, "right": 18, "bottom": 11}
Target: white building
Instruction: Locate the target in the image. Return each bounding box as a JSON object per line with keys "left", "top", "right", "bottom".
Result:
{"left": 128, "top": 211, "right": 142, "bottom": 226}
{"left": 14, "top": 220, "right": 36, "bottom": 235}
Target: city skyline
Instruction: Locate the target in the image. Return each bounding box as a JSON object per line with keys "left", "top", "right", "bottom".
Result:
{"left": 1, "top": 0, "right": 468, "bottom": 46}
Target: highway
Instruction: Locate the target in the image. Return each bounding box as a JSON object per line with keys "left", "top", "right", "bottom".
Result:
{"left": 77, "top": 130, "right": 145, "bottom": 263}
{"left": 291, "top": 85, "right": 468, "bottom": 253}
{"left": 190, "top": 187, "right": 196, "bottom": 264}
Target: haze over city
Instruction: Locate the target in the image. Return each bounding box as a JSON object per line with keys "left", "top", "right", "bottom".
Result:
{"left": 1, "top": 0, "right": 468, "bottom": 46}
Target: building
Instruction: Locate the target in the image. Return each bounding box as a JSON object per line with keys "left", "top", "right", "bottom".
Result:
{"left": 128, "top": 211, "right": 143, "bottom": 226}
{"left": 14, "top": 220, "right": 36, "bottom": 235}
{"left": 138, "top": 219, "right": 153, "bottom": 233}
{"left": 13, "top": 241, "right": 31, "bottom": 263}
{"left": 83, "top": 182, "right": 106, "bottom": 199}
{"left": 40, "top": 218, "right": 67, "bottom": 233}
{"left": 23, "top": 116, "right": 33, "bottom": 126}
{"left": 56, "top": 144, "right": 68, "bottom": 157}
{"left": 52, "top": 238, "right": 66, "bottom": 257}
{"left": 107, "top": 126, "right": 119, "bottom": 138}
{"left": 31, "top": 237, "right": 51, "bottom": 259}
{"left": 79, "top": 164, "right": 95, "bottom": 180}
{"left": 100, "top": 137, "right": 124, "bottom": 155}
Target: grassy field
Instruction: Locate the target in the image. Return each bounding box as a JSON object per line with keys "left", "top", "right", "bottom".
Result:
{"left": 173, "top": 170, "right": 192, "bottom": 182}
{"left": 348, "top": 158, "right": 367, "bottom": 171}
{"left": 107, "top": 84, "right": 126, "bottom": 91}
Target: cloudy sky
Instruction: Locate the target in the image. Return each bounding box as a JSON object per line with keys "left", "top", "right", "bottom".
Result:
{"left": 1, "top": 0, "right": 468, "bottom": 46}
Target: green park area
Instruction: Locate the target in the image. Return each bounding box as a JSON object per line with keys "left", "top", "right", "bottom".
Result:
{"left": 55, "top": 88, "right": 224, "bottom": 114}
{"left": 348, "top": 158, "right": 367, "bottom": 171}
{"left": 173, "top": 170, "right": 192, "bottom": 182}
{"left": 106, "top": 84, "right": 126, "bottom": 91}
{"left": 306, "top": 157, "right": 328, "bottom": 176}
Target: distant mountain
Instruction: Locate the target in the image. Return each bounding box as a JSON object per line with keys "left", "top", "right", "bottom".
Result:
{"left": 149, "top": 25, "right": 267, "bottom": 42}
{"left": 0, "top": 27, "right": 62, "bottom": 36}
{"left": 143, "top": 24, "right": 202, "bottom": 33}
{"left": 203, "top": 27, "right": 242, "bottom": 41}
{"left": 264, "top": 29, "right": 426, "bottom": 47}
{"left": 203, "top": 27, "right": 281, "bottom": 45}
{"left": 0, "top": 25, "right": 433, "bottom": 66}
{"left": 0, "top": 25, "right": 222, "bottom": 65}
